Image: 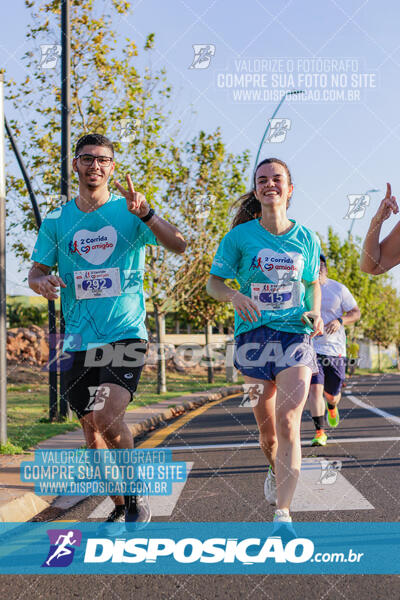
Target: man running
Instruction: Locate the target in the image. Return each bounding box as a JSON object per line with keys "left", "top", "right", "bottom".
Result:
{"left": 29, "top": 133, "right": 186, "bottom": 526}
{"left": 308, "top": 254, "right": 360, "bottom": 446}
{"left": 360, "top": 183, "right": 400, "bottom": 274}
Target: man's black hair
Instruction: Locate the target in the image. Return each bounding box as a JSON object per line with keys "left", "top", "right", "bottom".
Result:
{"left": 75, "top": 133, "right": 114, "bottom": 157}
{"left": 320, "top": 253, "right": 327, "bottom": 264}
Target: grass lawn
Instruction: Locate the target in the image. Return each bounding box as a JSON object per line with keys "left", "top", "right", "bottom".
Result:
{"left": 353, "top": 365, "right": 400, "bottom": 376}
{"left": 2, "top": 370, "right": 243, "bottom": 454}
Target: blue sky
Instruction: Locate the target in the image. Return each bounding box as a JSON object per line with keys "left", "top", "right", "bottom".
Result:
{"left": 3, "top": 0, "right": 400, "bottom": 294}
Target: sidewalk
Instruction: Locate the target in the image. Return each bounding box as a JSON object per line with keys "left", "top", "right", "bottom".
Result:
{"left": 0, "top": 385, "right": 241, "bottom": 522}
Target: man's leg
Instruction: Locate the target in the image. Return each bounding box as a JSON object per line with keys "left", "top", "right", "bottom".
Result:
{"left": 308, "top": 383, "right": 327, "bottom": 445}
{"left": 308, "top": 355, "right": 327, "bottom": 445}
{"left": 324, "top": 357, "right": 346, "bottom": 429}
{"left": 91, "top": 383, "right": 132, "bottom": 449}
{"left": 80, "top": 410, "right": 124, "bottom": 507}
{"left": 325, "top": 391, "right": 341, "bottom": 407}
{"left": 91, "top": 382, "right": 151, "bottom": 525}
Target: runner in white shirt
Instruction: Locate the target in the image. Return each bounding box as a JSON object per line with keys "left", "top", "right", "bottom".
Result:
{"left": 308, "top": 254, "right": 361, "bottom": 446}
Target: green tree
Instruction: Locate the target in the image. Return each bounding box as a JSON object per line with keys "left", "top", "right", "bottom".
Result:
{"left": 164, "top": 130, "right": 248, "bottom": 383}
{"left": 6, "top": 302, "right": 47, "bottom": 328}
{"left": 6, "top": 0, "right": 176, "bottom": 261}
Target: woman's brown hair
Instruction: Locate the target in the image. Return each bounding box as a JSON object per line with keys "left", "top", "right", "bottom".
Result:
{"left": 231, "top": 158, "right": 293, "bottom": 229}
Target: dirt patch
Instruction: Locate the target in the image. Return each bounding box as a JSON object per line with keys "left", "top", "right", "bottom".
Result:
{"left": 7, "top": 362, "right": 48, "bottom": 385}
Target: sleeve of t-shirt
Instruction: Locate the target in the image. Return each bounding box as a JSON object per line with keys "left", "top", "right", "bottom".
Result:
{"left": 210, "top": 231, "right": 240, "bottom": 280}
{"left": 135, "top": 217, "right": 159, "bottom": 246}
{"left": 302, "top": 231, "right": 321, "bottom": 282}
{"left": 341, "top": 285, "right": 357, "bottom": 313}
{"left": 30, "top": 215, "right": 58, "bottom": 267}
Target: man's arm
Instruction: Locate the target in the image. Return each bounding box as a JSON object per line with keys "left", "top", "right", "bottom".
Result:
{"left": 325, "top": 306, "right": 361, "bottom": 334}
{"left": 28, "top": 262, "right": 66, "bottom": 300}
{"left": 360, "top": 183, "right": 400, "bottom": 274}
{"left": 114, "top": 174, "right": 186, "bottom": 254}
{"left": 342, "top": 306, "right": 361, "bottom": 325}
{"left": 145, "top": 213, "right": 186, "bottom": 254}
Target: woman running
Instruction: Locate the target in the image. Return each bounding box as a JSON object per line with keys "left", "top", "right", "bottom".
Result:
{"left": 207, "top": 158, "right": 323, "bottom": 534}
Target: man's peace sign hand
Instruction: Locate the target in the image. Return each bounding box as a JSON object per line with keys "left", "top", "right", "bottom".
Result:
{"left": 115, "top": 174, "right": 150, "bottom": 219}
{"left": 374, "top": 183, "right": 398, "bottom": 224}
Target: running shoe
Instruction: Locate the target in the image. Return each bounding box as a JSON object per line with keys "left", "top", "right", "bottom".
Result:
{"left": 272, "top": 509, "right": 297, "bottom": 542}
{"left": 105, "top": 505, "right": 125, "bottom": 523}
{"left": 311, "top": 429, "right": 328, "bottom": 446}
{"left": 96, "top": 505, "right": 126, "bottom": 535}
{"left": 264, "top": 466, "right": 277, "bottom": 505}
{"left": 124, "top": 494, "right": 151, "bottom": 530}
{"left": 326, "top": 404, "right": 340, "bottom": 428}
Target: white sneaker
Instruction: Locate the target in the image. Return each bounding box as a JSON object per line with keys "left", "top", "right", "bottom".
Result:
{"left": 273, "top": 508, "right": 291, "bottom": 523}
{"left": 264, "top": 466, "right": 277, "bottom": 505}
{"left": 272, "top": 509, "right": 297, "bottom": 541}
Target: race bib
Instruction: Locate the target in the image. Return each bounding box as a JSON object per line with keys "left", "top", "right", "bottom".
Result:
{"left": 251, "top": 282, "right": 300, "bottom": 311}
{"left": 74, "top": 268, "right": 121, "bottom": 300}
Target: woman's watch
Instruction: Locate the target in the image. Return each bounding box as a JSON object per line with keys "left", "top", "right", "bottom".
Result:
{"left": 337, "top": 317, "right": 343, "bottom": 325}
{"left": 140, "top": 207, "right": 155, "bottom": 223}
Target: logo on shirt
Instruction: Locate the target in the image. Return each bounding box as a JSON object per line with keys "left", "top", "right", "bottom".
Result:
{"left": 69, "top": 226, "right": 117, "bottom": 265}
{"left": 249, "top": 249, "right": 303, "bottom": 284}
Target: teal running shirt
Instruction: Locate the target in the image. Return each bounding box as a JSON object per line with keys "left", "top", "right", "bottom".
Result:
{"left": 210, "top": 219, "right": 320, "bottom": 337}
{"left": 31, "top": 194, "right": 158, "bottom": 351}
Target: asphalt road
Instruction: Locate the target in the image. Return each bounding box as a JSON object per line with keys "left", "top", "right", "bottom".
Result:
{"left": 1, "top": 373, "right": 400, "bottom": 599}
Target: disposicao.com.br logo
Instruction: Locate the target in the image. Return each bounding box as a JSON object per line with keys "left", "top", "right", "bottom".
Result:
{"left": 83, "top": 536, "right": 361, "bottom": 566}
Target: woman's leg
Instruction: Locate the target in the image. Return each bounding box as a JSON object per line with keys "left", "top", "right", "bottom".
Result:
{"left": 243, "top": 376, "right": 277, "bottom": 470}
{"left": 274, "top": 366, "right": 312, "bottom": 511}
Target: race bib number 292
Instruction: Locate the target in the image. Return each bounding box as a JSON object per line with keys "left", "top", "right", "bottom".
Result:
{"left": 74, "top": 268, "right": 121, "bottom": 300}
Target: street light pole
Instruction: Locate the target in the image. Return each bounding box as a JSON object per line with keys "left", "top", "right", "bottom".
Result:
{"left": 250, "top": 90, "right": 304, "bottom": 186}
{"left": 0, "top": 73, "right": 7, "bottom": 445}
{"left": 60, "top": 0, "right": 71, "bottom": 419}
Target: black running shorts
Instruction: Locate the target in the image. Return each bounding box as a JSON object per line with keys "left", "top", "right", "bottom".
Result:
{"left": 63, "top": 338, "right": 148, "bottom": 419}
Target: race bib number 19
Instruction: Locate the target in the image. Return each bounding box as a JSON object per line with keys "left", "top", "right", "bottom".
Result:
{"left": 251, "top": 282, "right": 300, "bottom": 311}
{"left": 74, "top": 268, "right": 121, "bottom": 300}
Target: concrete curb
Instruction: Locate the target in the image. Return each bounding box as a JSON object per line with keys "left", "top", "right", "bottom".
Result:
{"left": 0, "top": 384, "right": 242, "bottom": 523}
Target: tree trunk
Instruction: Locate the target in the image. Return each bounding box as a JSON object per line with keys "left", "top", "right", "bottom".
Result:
{"left": 378, "top": 343, "right": 381, "bottom": 371}
{"left": 154, "top": 304, "right": 167, "bottom": 394}
{"left": 205, "top": 320, "right": 214, "bottom": 384}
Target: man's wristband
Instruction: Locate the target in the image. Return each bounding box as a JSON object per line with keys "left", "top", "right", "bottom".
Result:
{"left": 337, "top": 317, "right": 343, "bottom": 325}
{"left": 140, "top": 208, "right": 155, "bottom": 223}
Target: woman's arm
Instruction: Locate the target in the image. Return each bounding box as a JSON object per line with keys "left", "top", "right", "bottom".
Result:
{"left": 206, "top": 274, "right": 261, "bottom": 324}
{"left": 302, "top": 279, "right": 324, "bottom": 337}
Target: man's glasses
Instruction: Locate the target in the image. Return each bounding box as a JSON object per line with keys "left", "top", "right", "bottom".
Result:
{"left": 76, "top": 154, "right": 113, "bottom": 166}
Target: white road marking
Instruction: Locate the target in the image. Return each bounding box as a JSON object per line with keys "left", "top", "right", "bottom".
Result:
{"left": 346, "top": 394, "right": 400, "bottom": 425}
{"left": 88, "top": 462, "right": 193, "bottom": 519}
{"left": 161, "top": 437, "right": 400, "bottom": 452}
{"left": 291, "top": 457, "right": 374, "bottom": 512}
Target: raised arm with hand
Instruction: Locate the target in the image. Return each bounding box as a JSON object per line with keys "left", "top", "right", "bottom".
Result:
{"left": 115, "top": 174, "right": 186, "bottom": 254}
{"left": 360, "top": 183, "right": 400, "bottom": 274}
